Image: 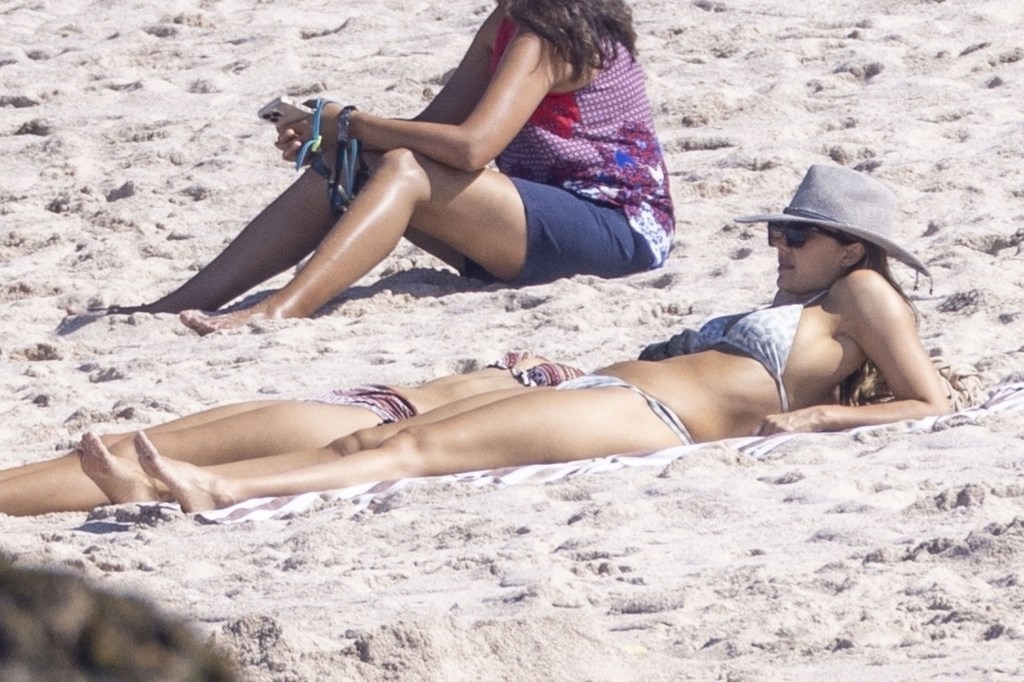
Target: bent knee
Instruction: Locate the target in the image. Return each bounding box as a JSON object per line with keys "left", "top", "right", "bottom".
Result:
{"left": 328, "top": 430, "right": 374, "bottom": 457}
{"left": 328, "top": 422, "right": 404, "bottom": 458}
{"left": 371, "top": 428, "right": 440, "bottom": 478}
{"left": 328, "top": 425, "right": 441, "bottom": 478}
{"left": 376, "top": 148, "right": 428, "bottom": 183}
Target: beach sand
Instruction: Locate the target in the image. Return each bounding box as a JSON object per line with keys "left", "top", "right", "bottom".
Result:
{"left": 1, "top": 0, "right": 1023, "bottom": 678}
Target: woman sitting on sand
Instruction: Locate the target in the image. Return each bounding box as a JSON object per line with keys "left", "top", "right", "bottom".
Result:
{"left": 105, "top": 0, "right": 673, "bottom": 334}
{"left": 85, "top": 164, "right": 953, "bottom": 512}
{"left": 0, "top": 354, "right": 583, "bottom": 516}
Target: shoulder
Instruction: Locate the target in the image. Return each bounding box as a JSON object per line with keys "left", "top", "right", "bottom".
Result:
{"left": 479, "top": 7, "right": 508, "bottom": 44}
{"left": 828, "top": 269, "right": 914, "bottom": 328}
{"left": 490, "top": 16, "right": 580, "bottom": 89}
{"left": 830, "top": 268, "right": 891, "bottom": 298}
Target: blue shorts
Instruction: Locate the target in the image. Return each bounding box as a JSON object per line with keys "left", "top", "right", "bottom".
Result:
{"left": 462, "top": 178, "right": 655, "bottom": 285}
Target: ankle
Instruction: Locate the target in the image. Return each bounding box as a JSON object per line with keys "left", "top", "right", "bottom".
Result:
{"left": 260, "top": 292, "right": 319, "bottom": 320}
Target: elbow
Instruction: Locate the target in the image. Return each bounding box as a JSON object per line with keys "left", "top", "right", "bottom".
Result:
{"left": 935, "top": 395, "right": 955, "bottom": 416}
{"left": 930, "top": 382, "right": 956, "bottom": 416}
{"left": 919, "top": 394, "right": 953, "bottom": 419}
{"left": 450, "top": 137, "right": 497, "bottom": 172}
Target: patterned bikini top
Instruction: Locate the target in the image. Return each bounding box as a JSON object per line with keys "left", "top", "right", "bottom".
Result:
{"left": 689, "top": 291, "right": 828, "bottom": 411}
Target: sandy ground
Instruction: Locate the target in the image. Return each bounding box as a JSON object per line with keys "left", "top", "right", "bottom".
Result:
{"left": 1, "top": 0, "right": 1023, "bottom": 679}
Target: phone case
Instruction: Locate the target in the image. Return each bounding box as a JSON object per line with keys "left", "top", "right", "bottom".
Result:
{"left": 257, "top": 96, "right": 313, "bottom": 125}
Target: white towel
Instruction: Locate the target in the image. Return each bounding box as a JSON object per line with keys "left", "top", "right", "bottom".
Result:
{"left": 196, "top": 382, "right": 1024, "bottom": 524}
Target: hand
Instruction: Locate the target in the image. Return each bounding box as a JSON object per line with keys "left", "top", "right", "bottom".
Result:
{"left": 274, "top": 103, "right": 342, "bottom": 163}
{"left": 275, "top": 122, "right": 309, "bottom": 163}
{"left": 756, "top": 405, "right": 829, "bottom": 436}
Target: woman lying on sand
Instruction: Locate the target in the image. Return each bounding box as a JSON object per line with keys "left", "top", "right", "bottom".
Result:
{"left": 0, "top": 354, "right": 583, "bottom": 516}
{"left": 84, "top": 164, "right": 953, "bottom": 512}
{"left": 105, "top": 0, "right": 673, "bottom": 334}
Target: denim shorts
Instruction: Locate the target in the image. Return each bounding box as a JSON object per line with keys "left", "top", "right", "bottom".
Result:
{"left": 462, "top": 177, "right": 655, "bottom": 285}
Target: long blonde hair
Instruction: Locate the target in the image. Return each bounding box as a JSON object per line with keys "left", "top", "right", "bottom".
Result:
{"left": 846, "top": 357, "right": 985, "bottom": 411}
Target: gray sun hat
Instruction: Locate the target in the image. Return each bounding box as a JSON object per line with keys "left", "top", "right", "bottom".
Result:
{"left": 734, "top": 164, "right": 930, "bottom": 277}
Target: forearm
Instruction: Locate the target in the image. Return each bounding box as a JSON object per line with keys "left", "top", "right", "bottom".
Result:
{"left": 348, "top": 110, "right": 499, "bottom": 171}
{"left": 781, "top": 398, "right": 952, "bottom": 433}
{"left": 323, "top": 19, "right": 554, "bottom": 171}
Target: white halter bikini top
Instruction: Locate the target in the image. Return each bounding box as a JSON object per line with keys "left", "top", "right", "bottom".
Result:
{"left": 689, "top": 291, "right": 828, "bottom": 411}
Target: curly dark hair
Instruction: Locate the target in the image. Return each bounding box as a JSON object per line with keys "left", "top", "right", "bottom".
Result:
{"left": 499, "top": 0, "right": 638, "bottom": 79}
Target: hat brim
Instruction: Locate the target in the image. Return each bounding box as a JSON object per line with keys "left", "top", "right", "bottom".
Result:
{"left": 735, "top": 213, "right": 931, "bottom": 277}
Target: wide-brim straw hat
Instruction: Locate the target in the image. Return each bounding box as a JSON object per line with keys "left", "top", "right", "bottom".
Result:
{"left": 734, "top": 164, "right": 930, "bottom": 277}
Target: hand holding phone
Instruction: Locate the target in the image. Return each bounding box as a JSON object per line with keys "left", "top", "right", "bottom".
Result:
{"left": 257, "top": 96, "right": 314, "bottom": 126}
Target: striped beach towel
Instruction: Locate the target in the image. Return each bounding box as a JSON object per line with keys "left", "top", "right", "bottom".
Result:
{"left": 194, "top": 382, "right": 1024, "bottom": 524}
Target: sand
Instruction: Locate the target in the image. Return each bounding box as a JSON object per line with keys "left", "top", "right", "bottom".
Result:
{"left": 1, "top": 0, "right": 1023, "bottom": 679}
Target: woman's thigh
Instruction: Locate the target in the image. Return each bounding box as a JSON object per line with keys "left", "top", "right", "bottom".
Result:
{"left": 395, "top": 386, "right": 685, "bottom": 478}
{"left": 140, "top": 402, "right": 382, "bottom": 467}
{"left": 362, "top": 150, "right": 529, "bottom": 280}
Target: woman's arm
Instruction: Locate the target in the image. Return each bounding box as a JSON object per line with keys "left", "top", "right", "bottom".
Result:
{"left": 411, "top": 8, "right": 504, "bottom": 126}
{"left": 281, "top": 9, "right": 582, "bottom": 172}
{"left": 760, "top": 270, "right": 951, "bottom": 434}
{"left": 350, "top": 20, "right": 580, "bottom": 170}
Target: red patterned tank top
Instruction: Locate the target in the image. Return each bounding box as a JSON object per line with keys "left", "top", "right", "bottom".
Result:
{"left": 490, "top": 17, "right": 675, "bottom": 266}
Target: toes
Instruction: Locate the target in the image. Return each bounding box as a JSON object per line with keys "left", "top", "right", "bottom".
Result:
{"left": 134, "top": 444, "right": 162, "bottom": 479}
{"left": 78, "top": 433, "right": 114, "bottom": 477}
{"left": 179, "top": 311, "right": 217, "bottom": 336}
{"left": 80, "top": 432, "right": 105, "bottom": 459}
{"left": 133, "top": 431, "right": 158, "bottom": 458}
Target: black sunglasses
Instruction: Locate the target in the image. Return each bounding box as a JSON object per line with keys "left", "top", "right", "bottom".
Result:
{"left": 766, "top": 222, "right": 855, "bottom": 248}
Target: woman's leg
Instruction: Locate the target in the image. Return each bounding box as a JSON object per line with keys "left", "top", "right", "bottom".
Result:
{"left": 0, "top": 401, "right": 380, "bottom": 516}
{"left": 0, "top": 456, "right": 111, "bottom": 517}
{"left": 70, "top": 389, "right": 526, "bottom": 511}
{"left": 0, "top": 427, "right": 214, "bottom": 516}
{"left": 197, "top": 364, "right": 581, "bottom": 468}
{"left": 127, "top": 402, "right": 383, "bottom": 467}
{"left": 69, "top": 385, "right": 530, "bottom": 509}
{"left": 179, "top": 148, "right": 529, "bottom": 334}
{"left": 0, "top": 400, "right": 288, "bottom": 486}
{"left": 120, "top": 170, "right": 338, "bottom": 314}
{"left": 337, "top": 386, "right": 531, "bottom": 454}
{"left": 79, "top": 401, "right": 382, "bottom": 504}
{"left": 0, "top": 356, "right": 564, "bottom": 486}
{"left": 133, "top": 387, "right": 686, "bottom": 512}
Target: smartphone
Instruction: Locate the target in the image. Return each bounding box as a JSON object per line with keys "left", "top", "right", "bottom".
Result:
{"left": 257, "top": 96, "right": 314, "bottom": 125}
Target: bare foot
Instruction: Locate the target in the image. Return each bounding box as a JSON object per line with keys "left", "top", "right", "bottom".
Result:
{"left": 178, "top": 308, "right": 250, "bottom": 335}
{"left": 178, "top": 297, "right": 288, "bottom": 335}
{"left": 79, "top": 432, "right": 162, "bottom": 504}
{"left": 134, "top": 431, "right": 236, "bottom": 512}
